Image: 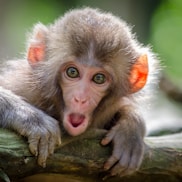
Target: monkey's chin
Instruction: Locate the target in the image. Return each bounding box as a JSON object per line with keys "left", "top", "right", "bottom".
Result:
{"left": 63, "top": 113, "right": 89, "bottom": 136}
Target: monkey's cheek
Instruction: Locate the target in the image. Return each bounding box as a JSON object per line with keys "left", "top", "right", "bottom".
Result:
{"left": 63, "top": 119, "right": 89, "bottom": 136}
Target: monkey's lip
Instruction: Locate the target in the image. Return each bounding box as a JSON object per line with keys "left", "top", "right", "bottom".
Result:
{"left": 69, "top": 113, "right": 85, "bottom": 127}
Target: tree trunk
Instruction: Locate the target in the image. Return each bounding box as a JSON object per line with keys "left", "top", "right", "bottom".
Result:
{"left": 0, "top": 128, "right": 182, "bottom": 182}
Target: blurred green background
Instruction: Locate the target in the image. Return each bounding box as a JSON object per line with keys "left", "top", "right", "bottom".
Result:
{"left": 0, "top": 0, "right": 182, "bottom": 83}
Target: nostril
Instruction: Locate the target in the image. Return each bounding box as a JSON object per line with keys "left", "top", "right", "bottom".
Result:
{"left": 74, "top": 97, "right": 87, "bottom": 104}
{"left": 74, "top": 97, "right": 79, "bottom": 103}
{"left": 81, "top": 99, "right": 86, "bottom": 104}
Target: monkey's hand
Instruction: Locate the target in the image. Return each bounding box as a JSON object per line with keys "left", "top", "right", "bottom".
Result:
{"left": 101, "top": 115, "right": 145, "bottom": 177}
{"left": 0, "top": 88, "right": 61, "bottom": 167}
{"left": 26, "top": 112, "right": 61, "bottom": 167}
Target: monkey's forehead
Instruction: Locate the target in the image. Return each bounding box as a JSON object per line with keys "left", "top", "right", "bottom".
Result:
{"left": 50, "top": 8, "right": 139, "bottom": 62}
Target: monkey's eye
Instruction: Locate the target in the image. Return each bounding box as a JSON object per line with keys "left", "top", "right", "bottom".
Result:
{"left": 92, "top": 73, "right": 106, "bottom": 84}
{"left": 66, "top": 67, "right": 79, "bottom": 78}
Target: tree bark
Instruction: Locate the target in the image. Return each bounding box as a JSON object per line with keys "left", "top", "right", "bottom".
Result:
{"left": 0, "top": 128, "right": 182, "bottom": 182}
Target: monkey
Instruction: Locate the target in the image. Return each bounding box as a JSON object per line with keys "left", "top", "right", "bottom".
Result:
{"left": 0, "top": 8, "right": 159, "bottom": 177}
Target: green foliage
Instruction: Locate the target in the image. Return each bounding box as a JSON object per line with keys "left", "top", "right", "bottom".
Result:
{"left": 151, "top": 0, "right": 182, "bottom": 82}
{"left": 5, "top": 0, "right": 64, "bottom": 53}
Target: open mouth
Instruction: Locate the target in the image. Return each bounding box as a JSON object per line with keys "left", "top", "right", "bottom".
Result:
{"left": 69, "top": 113, "right": 85, "bottom": 127}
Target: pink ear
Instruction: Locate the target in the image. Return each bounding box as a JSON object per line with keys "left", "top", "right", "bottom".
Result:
{"left": 27, "top": 23, "right": 48, "bottom": 64}
{"left": 129, "top": 54, "right": 148, "bottom": 93}
{"left": 28, "top": 44, "right": 45, "bottom": 64}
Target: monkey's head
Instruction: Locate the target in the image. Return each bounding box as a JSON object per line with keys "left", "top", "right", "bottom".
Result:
{"left": 27, "top": 8, "right": 148, "bottom": 136}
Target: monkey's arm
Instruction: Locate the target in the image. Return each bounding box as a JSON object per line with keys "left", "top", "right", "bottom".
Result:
{"left": 0, "top": 87, "right": 61, "bottom": 167}
{"left": 101, "top": 98, "right": 145, "bottom": 177}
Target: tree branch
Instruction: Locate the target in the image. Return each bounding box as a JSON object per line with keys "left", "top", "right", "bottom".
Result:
{"left": 0, "top": 129, "right": 182, "bottom": 182}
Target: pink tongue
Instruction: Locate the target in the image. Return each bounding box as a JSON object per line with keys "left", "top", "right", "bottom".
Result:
{"left": 69, "top": 113, "right": 85, "bottom": 127}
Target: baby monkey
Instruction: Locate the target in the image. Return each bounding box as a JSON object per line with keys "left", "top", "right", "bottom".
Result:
{"left": 0, "top": 8, "right": 159, "bottom": 177}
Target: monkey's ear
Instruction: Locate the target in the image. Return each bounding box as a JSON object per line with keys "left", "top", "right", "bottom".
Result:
{"left": 27, "top": 23, "right": 48, "bottom": 64}
{"left": 129, "top": 54, "right": 148, "bottom": 93}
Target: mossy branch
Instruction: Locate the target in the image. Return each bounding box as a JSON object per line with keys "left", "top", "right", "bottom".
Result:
{"left": 0, "top": 129, "right": 182, "bottom": 182}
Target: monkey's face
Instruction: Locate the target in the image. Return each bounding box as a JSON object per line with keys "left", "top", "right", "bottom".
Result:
{"left": 60, "top": 61, "right": 111, "bottom": 136}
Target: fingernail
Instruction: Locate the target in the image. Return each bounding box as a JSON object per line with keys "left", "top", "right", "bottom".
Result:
{"left": 42, "top": 162, "right": 46, "bottom": 168}
{"left": 101, "top": 138, "right": 108, "bottom": 145}
{"left": 104, "top": 163, "right": 110, "bottom": 170}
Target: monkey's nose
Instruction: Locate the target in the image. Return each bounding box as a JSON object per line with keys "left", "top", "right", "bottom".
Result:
{"left": 74, "top": 97, "right": 87, "bottom": 104}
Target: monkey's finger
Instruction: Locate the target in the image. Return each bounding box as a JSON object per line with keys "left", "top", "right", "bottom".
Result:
{"left": 55, "top": 130, "right": 62, "bottom": 146}
{"left": 111, "top": 142, "right": 141, "bottom": 176}
{"left": 48, "top": 138, "right": 55, "bottom": 155}
{"left": 101, "top": 124, "right": 120, "bottom": 146}
{"left": 101, "top": 131, "right": 115, "bottom": 145}
{"left": 48, "top": 135, "right": 60, "bottom": 155}
{"left": 101, "top": 137, "right": 111, "bottom": 145}
{"left": 104, "top": 150, "right": 122, "bottom": 170}
{"left": 128, "top": 143, "right": 143, "bottom": 169}
{"left": 28, "top": 136, "right": 40, "bottom": 156}
{"left": 48, "top": 130, "right": 61, "bottom": 155}
{"left": 104, "top": 136, "right": 124, "bottom": 170}
{"left": 110, "top": 150, "right": 130, "bottom": 176}
{"left": 104, "top": 155, "right": 119, "bottom": 170}
{"left": 57, "top": 136, "right": 62, "bottom": 146}
{"left": 37, "top": 135, "right": 49, "bottom": 168}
